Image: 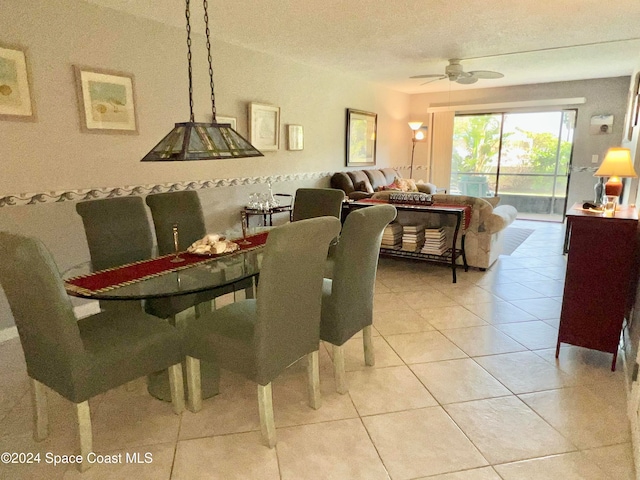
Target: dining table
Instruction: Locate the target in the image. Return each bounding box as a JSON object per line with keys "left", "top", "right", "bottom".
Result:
{"left": 64, "top": 231, "right": 268, "bottom": 401}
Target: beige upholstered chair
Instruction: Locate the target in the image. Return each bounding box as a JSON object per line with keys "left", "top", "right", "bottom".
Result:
{"left": 0, "top": 232, "right": 184, "bottom": 472}
{"left": 291, "top": 188, "right": 344, "bottom": 222}
{"left": 320, "top": 204, "right": 397, "bottom": 393}
{"left": 183, "top": 217, "right": 342, "bottom": 447}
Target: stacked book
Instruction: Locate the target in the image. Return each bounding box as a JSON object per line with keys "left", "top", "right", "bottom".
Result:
{"left": 382, "top": 222, "right": 403, "bottom": 249}
{"left": 421, "top": 228, "right": 448, "bottom": 255}
{"left": 402, "top": 224, "right": 425, "bottom": 252}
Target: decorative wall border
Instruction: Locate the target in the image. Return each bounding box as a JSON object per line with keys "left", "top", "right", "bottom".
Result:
{"left": 0, "top": 171, "right": 333, "bottom": 208}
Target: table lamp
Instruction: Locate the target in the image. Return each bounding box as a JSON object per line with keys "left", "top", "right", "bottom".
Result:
{"left": 594, "top": 147, "right": 637, "bottom": 199}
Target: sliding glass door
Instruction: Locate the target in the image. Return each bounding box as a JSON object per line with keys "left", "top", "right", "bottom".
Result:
{"left": 451, "top": 110, "right": 576, "bottom": 220}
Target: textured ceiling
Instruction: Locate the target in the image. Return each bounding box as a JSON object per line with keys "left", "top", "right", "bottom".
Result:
{"left": 85, "top": 0, "right": 640, "bottom": 93}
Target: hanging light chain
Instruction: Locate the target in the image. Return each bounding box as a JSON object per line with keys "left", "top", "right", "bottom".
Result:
{"left": 202, "top": 0, "right": 217, "bottom": 122}
{"left": 185, "top": 0, "right": 195, "bottom": 122}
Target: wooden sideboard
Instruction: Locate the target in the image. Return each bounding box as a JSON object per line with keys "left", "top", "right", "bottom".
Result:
{"left": 557, "top": 203, "right": 639, "bottom": 371}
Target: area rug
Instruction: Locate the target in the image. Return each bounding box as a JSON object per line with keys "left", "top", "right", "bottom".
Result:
{"left": 501, "top": 227, "right": 534, "bottom": 256}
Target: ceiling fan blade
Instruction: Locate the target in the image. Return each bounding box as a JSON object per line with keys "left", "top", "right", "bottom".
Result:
{"left": 420, "top": 77, "right": 446, "bottom": 85}
{"left": 456, "top": 76, "right": 479, "bottom": 85}
{"left": 410, "top": 74, "right": 447, "bottom": 79}
{"left": 468, "top": 70, "right": 504, "bottom": 79}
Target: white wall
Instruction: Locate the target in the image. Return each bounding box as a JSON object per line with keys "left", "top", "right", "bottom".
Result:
{"left": 410, "top": 77, "right": 630, "bottom": 210}
{"left": 0, "top": 0, "right": 411, "bottom": 329}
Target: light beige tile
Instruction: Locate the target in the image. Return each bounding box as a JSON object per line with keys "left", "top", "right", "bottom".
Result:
{"left": 416, "top": 466, "right": 501, "bottom": 480}
{"left": 363, "top": 407, "right": 488, "bottom": 479}
{"left": 398, "top": 290, "right": 459, "bottom": 309}
{"left": 0, "top": 370, "right": 30, "bottom": 423}
{"left": 510, "top": 298, "right": 562, "bottom": 319}
{"left": 483, "top": 283, "right": 546, "bottom": 301}
{"left": 385, "top": 331, "right": 467, "bottom": 364}
{"left": 0, "top": 433, "right": 68, "bottom": 480}
{"left": 61, "top": 442, "right": 175, "bottom": 479}
{"left": 461, "top": 302, "right": 536, "bottom": 324}
{"left": 444, "top": 396, "right": 575, "bottom": 464}
{"left": 494, "top": 451, "right": 607, "bottom": 479}
{"left": 437, "top": 285, "right": 500, "bottom": 305}
{"left": 379, "top": 273, "right": 439, "bottom": 292}
{"left": 277, "top": 418, "right": 389, "bottom": 480}
{"left": 410, "top": 359, "right": 510, "bottom": 404}
{"left": 581, "top": 443, "right": 636, "bottom": 480}
{"left": 526, "top": 279, "right": 566, "bottom": 297}
{"left": 347, "top": 366, "right": 437, "bottom": 416}
{"left": 416, "top": 305, "right": 487, "bottom": 330}
{"left": 519, "top": 386, "right": 630, "bottom": 449}
{"left": 441, "top": 326, "right": 527, "bottom": 357}
{"left": 374, "top": 280, "right": 391, "bottom": 294}
{"left": 373, "top": 292, "right": 411, "bottom": 312}
{"left": 373, "top": 308, "right": 435, "bottom": 335}
{"left": 475, "top": 351, "right": 574, "bottom": 394}
{"left": 495, "top": 321, "right": 558, "bottom": 350}
{"left": 173, "top": 432, "right": 280, "bottom": 480}
{"left": 336, "top": 335, "right": 404, "bottom": 372}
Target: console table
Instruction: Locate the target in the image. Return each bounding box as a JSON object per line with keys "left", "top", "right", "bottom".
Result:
{"left": 345, "top": 201, "right": 469, "bottom": 283}
{"left": 557, "top": 203, "right": 639, "bottom": 371}
{"left": 243, "top": 204, "right": 292, "bottom": 227}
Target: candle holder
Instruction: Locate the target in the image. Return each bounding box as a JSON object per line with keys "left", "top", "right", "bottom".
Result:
{"left": 238, "top": 210, "right": 251, "bottom": 245}
{"left": 170, "top": 223, "right": 185, "bottom": 263}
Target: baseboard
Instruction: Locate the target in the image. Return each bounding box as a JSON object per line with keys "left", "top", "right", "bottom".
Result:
{"left": 0, "top": 301, "right": 100, "bottom": 344}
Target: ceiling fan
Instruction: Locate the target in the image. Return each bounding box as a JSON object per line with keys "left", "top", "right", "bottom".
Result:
{"left": 411, "top": 58, "right": 504, "bottom": 85}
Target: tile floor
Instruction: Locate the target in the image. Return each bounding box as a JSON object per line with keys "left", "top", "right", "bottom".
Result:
{"left": 0, "top": 219, "right": 636, "bottom": 479}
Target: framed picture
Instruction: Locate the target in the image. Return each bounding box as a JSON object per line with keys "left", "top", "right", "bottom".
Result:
{"left": 249, "top": 103, "right": 280, "bottom": 151}
{"left": 216, "top": 115, "right": 237, "bottom": 130}
{"left": 74, "top": 66, "right": 138, "bottom": 134}
{"left": 626, "top": 72, "right": 640, "bottom": 141}
{"left": 287, "top": 124, "right": 303, "bottom": 151}
{"left": 589, "top": 114, "right": 614, "bottom": 135}
{"left": 346, "top": 108, "right": 377, "bottom": 166}
{"left": 0, "top": 43, "right": 35, "bottom": 121}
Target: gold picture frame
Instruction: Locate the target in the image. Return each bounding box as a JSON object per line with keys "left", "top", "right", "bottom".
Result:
{"left": 74, "top": 66, "right": 138, "bottom": 134}
{"left": 248, "top": 102, "right": 280, "bottom": 151}
{"left": 0, "top": 43, "right": 36, "bottom": 121}
{"left": 287, "top": 124, "right": 303, "bottom": 151}
{"left": 346, "top": 108, "right": 377, "bottom": 166}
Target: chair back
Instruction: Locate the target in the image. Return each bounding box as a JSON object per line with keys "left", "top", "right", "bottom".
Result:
{"left": 145, "top": 191, "right": 206, "bottom": 255}
{"left": 76, "top": 197, "right": 153, "bottom": 271}
{"left": 321, "top": 205, "right": 397, "bottom": 345}
{"left": 292, "top": 188, "right": 344, "bottom": 222}
{"left": 254, "top": 217, "right": 341, "bottom": 384}
{"left": 0, "top": 232, "right": 84, "bottom": 390}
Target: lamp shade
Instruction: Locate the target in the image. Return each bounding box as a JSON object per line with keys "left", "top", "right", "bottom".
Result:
{"left": 594, "top": 148, "right": 637, "bottom": 178}
{"left": 141, "top": 122, "right": 263, "bottom": 161}
{"left": 408, "top": 121, "right": 423, "bottom": 131}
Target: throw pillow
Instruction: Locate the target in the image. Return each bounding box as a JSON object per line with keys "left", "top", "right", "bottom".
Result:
{"left": 399, "top": 178, "right": 419, "bottom": 192}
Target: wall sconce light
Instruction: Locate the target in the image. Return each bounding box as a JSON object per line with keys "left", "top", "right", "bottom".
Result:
{"left": 408, "top": 122, "right": 427, "bottom": 178}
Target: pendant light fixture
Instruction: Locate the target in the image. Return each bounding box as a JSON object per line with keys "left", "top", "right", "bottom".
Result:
{"left": 141, "top": 0, "right": 263, "bottom": 161}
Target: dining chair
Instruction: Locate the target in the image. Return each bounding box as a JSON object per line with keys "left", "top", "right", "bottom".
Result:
{"left": 183, "top": 217, "right": 342, "bottom": 447}
{"left": 291, "top": 187, "right": 345, "bottom": 222}
{"left": 0, "top": 232, "right": 184, "bottom": 472}
{"left": 144, "top": 191, "right": 254, "bottom": 313}
{"left": 320, "top": 204, "right": 397, "bottom": 394}
{"left": 76, "top": 197, "right": 153, "bottom": 313}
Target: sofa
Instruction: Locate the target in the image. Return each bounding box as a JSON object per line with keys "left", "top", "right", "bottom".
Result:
{"left": 331, "top": 168, "right": 438, "bottom": 200}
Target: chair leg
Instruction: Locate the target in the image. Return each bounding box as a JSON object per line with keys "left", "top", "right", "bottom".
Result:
{"left": 332, "top": 345, "right": 348, "bottom": 395}
{"left": 363, "top": 325, "right": 375, "bottom": 366}
{"left": 257, "top": 383, "right": 276, "bottom": 448}
{"left": 75, "top": 401, "right": 92, "bottom": 472}
{"left": 31, "top": 379, "right": 49, "bottom": 441}
{"left": 307, "top": 350, "right": 322, "bottom": 408}
{"left": 168, "top": 363, "right": 185, "bottom": 414}
{"left": 185, "top": 356, "right": 202, "bottom": 413}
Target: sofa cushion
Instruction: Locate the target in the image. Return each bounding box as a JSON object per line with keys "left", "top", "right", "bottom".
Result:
{"left": 485, "top": 196, "right": 501, "bottom": 208}
{"left": 416, "top": 182, "right": 437, "bottom": 194}
{"left": 364, "top": 170, "right": 389, "bottom": 191}
{"left": 380, "top": 168, "right": 399, "bottom": 184}
{"left": 330, "top": 172, "right": 355, "bottom": 195}
{"left": 348, "top": 171, "right": 374, "bottom": 193}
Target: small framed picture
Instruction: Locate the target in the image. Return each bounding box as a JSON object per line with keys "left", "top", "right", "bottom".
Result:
{"left": 216, "top": 115, "right": 237, "bottom": 130}
{"left": 74, "top": 66, "right": 138, "bottom": 134}
{"left": 287, "top": 124, "right": 303, "bottom": 150}
{"left": 589, "top": 114, "right": 613, "bottom": 135}
{"left": 346, "top": 108, "right": 377, "bottom": 166}
{"left": 249, "top": 102, "right": 280, "bottom": 151}
{"left": 0, "top": 43, "right": 36, "bottom": 121}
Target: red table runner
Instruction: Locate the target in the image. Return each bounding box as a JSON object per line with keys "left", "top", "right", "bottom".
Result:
{"left": 66, "top": 231, "right": 268, "bottom": 295}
